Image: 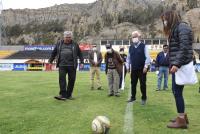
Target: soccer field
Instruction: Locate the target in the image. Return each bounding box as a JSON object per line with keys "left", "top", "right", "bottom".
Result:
{"left": 0, "top": 71, "right": 199, "bottom": 134}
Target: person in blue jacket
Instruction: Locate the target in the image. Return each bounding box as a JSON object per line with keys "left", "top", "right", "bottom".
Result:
{"left": 155, "top": 44, "right": 169, "bottom": 91}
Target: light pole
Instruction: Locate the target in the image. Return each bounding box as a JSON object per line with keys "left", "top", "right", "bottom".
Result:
{"left": 0, "top": 0, "right": 3, "bottom": 46}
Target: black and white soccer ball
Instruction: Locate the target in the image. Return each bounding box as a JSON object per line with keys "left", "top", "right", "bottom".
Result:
{"left": 91, "top": 116, "right": 111, "bottom": 134}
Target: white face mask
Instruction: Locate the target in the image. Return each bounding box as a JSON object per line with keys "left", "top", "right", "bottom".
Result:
{"left": 164, "top": 20, "right": 167, "bottom": 27}
{"left": 93, "top": 47, "right": 97, "bottom": 51}
{"left": 107, "top": 49, "right": 112, "bottom": 53}
{"left": 120, "top": 51, "right": 124, "bottom": 54}
{"left": 132, "top": 38, "right": 139, "bottom": 43}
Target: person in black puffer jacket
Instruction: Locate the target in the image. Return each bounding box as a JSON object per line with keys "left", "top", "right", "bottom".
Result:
{"left": 161, "top": 10, "right": 193, "bottom": 129}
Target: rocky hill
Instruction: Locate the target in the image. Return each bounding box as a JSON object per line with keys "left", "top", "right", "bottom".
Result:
{"left": 0, "top": 0, "right": 199, "bottom": 45}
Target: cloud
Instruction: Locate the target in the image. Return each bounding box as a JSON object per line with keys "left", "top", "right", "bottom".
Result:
{"left": 2, "top": 0, "right": 96, "bottom": 9}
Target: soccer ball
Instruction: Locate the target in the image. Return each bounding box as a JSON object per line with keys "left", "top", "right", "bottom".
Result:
{"left": 91, "top": 116, "right": 111, "bottom": 134}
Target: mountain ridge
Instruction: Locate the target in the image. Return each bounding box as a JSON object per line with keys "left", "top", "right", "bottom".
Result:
{"left": 1, "top": 0, "right": 199, "bottom": 45}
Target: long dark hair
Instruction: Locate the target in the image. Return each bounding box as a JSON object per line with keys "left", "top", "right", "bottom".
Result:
{"left": 161, "top": 10, "right": 182, "bottom": 36}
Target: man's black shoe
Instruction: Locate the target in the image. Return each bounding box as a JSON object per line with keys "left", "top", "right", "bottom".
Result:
{"left": 66, "top": 96, "right": 75, "bottom": 100}
{"left": 54, "top": 95, "right": 67, "bottom": 101}
{"left": 97, "top": 87, "right": 102, "bottom": 90}
{"left": 141, "top": 100, "right": 146, "bottom": 105}
{"left": 127, "top": 98, "right": 136, "bottom": 103}
{"left": 115, "top": 94, "right": 120, "bottom": 97}
{"left": 108, "top": 94, "right": 114, "bottom": 97}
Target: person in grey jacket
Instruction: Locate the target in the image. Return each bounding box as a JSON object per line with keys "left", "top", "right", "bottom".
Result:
{"left": 49, "top": 31, "right": 84, "bottom": 101}
{"left": 161, "top": 10, "right": 193, "bottom": 129}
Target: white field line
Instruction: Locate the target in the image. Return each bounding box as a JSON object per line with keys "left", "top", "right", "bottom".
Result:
{"left": 123, "top": 84, "right": 134, "bottom": 134}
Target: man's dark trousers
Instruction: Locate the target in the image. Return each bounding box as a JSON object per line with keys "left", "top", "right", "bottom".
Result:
{"left": 59, "top": 66, "right": 76, "bottom": 98}
{"left": 131, "top": 69, "right": 147, "bottom": 100}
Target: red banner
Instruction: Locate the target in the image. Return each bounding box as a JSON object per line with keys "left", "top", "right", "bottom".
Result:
{"left": 79, "top": 43, "right": 92, "bottom": 51}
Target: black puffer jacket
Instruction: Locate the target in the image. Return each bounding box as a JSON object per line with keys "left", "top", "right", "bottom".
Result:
{"left": 169, "top": 22, "right": 193, "bottom": 68}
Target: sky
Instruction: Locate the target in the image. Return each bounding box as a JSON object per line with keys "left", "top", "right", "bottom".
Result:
{"left": 1, "top": 0, "right": 97, "bottom": 10}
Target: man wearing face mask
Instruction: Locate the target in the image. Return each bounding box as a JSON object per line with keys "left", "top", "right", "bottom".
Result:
{"left": 119, "top": 47, "right": 127, "bottom": 89}
{"left": 105, "top": 44, "right": 123, "bottom": 97}
{"left": 126, "top": 31, "right": 151, "bottom": 105}
{"left": 88, "top": 44, "right": 103, "bottom": 90}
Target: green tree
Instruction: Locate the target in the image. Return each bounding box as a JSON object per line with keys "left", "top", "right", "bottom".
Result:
{"left": 149, "top": 21, "right": 157, "bottom": 38}
{"left": 117, "top": 5, "right": 163, "bottom": 25}
{"left": 73, "top": 24, "right": 79, "bottom": 42}
{"left": 94, "top": 20, "right": 101, "bottom": 34}
{"left": 187, "top": 0, "right": 198, "bottom": 9}
{"left": 5, "top": 25, "right": 23, "bottom": 37}
{"left": 102, "top": 13, "right": 113, "bottom": 27}
{"left": 197, "top": 36, "right": 199, "bottom": 43}
{"left": 85, "top": 24, "right": 94, "bottom": 36}
{"left": 41, "top": 34, "right": 54, "bottom": 44}
{"left": 18, "top": 38, "right": 27, "bottom": 45}
{"left": 172, "top": 3, "right": 177, "bottom": 10}
{"left": 79, "top": 27, "right": 84, "bottom": 40}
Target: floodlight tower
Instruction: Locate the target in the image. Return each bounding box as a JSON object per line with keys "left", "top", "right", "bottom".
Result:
{"left": 0, "top": 0, "right": 3, "bottom": 46}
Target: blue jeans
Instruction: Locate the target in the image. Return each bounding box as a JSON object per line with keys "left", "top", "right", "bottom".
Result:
{"left": 157, "top": 66, "right": 169, "bottom": 89}
{"left": 172, "top": 73, "right": 185, "bottom": 113}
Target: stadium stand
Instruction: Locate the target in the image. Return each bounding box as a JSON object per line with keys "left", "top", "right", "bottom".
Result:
{"left": 0, "top": 46, "right": 24, "bottom": 59}
{"left": 0, "top": 50, "right": 16, "bottom": 58}
{"left": 5, "top": 50, "right": 52, "bottom": 59}
{"left": 5, "top": 50, "right": 89, "bottom": 59}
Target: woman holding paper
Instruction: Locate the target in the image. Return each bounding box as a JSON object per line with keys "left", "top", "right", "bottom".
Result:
{"left": 161, "top": 10, "right": 193, "bottom": 129}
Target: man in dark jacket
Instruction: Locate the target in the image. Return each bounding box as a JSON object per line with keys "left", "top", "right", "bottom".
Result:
{"left": 49, "top": 31, "right": 84, "bottom": 100}
{"left": 155, "top": 44, "right": 169, "bottom": 91}
{"left": 88, "top": 44, "right": 103, "bottom": 90}
{"left": 126, "top": 31, "right": 151, "bottom": 105}
{"left": 105, "top": 44, "right": 123, "bottom": 97}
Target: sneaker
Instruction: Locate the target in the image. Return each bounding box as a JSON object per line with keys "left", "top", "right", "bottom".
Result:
{"left": 115, "top": 94, "right": 120, "bottom": 97}
{"left": 127, "top": 98, "right": 136, "bottom": 103}
{"left": 141, "top": 100, "right": 146, "bottom": 105}
{"left": 108, "top": 94, "right": 114, "bottom": 97}
{"left": 163, "top": 87, "right": 168, "bottom": 90}
{"left": 97, "top": 87, "right": 102, "bottom": 90}
{"left": 156, "top": 89, "right": 161, "bottom": 91}
{"left": 54, "top": 95, "right": 67, "bottom": 101}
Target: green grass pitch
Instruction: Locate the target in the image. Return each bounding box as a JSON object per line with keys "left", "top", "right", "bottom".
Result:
{"left": 0, "top": 71, "right": 199, "bottom": 134}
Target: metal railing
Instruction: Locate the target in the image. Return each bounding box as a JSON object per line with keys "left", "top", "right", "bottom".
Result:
{"left": 100, "top": 38, "right": 168, "bottom": 46}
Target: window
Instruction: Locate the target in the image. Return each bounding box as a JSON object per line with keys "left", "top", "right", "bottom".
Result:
{"left": 101, "top": 40, "right": 107, "bottom": 45}
{"left": 123, "top": 40, "right": 130, "bottom": 45}
{"left": 116, "top": 40, "right": 122, "bottom": 45}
